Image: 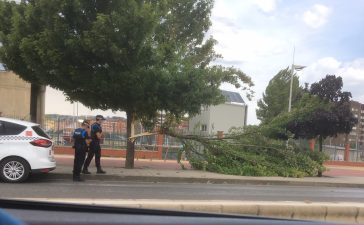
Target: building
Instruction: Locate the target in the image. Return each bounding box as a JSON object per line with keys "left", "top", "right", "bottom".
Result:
{"left": 0, "top": 70, "right": 31, "bottom": 120}
{"left": 348, "top": 101, "right": 364, "bottom": 149}
{"left": 326, "top": 101, "right": 364, "bottom": 149}
{"left": 321, "top": 100, "right": 364, "bottom": 162}
{"left": 188, "top": 90, "right": 248, "bottom": 136}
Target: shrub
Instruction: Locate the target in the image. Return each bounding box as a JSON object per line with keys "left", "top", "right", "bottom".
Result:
{"left": 178, "top": 127, "right": 327, "bottom": 177}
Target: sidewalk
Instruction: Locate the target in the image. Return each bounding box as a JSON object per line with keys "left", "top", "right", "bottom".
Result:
{"left": 324, "top": 165, "right": 364, "bottom": 177}
{"left": 50, "top": 155, "right": 364, "bottom": 188}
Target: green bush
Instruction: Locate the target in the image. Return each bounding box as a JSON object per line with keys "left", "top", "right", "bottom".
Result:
{"left": 180, "top": 127, "right": 327, "bottom": 177}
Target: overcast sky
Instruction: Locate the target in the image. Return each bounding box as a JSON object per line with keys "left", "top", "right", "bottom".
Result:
{"left": 46, "top": 0, "right": 364, "bottom": 124}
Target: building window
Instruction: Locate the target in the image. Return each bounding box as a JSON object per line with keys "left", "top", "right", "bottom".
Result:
{"left": 201, "top": 124, "right": 207, "bottom": 132}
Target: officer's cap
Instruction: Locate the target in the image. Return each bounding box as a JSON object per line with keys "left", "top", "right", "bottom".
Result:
{"left": 82, "top": 120, "right": 90, "bottom": 126}
{"left": 96, "top": 115, "right": 106, "bottom": 121}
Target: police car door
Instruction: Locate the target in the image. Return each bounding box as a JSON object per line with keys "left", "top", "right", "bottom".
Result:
{"left": 0, "top": 120, "right": 6, "bottom": 159}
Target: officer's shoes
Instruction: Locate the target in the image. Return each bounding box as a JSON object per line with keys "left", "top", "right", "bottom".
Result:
{"left": 82, "top": 169, "right": 91, "bottom": 174}
{"left": 96, "top": 168, "right": 106, "bottom": 174}
{"left": 73, "top": 176, "right": 84, "bottom": 182}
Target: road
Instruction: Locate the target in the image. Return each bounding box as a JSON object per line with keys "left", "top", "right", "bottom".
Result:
{"left": 1, "top": 176, "right": 364, "bottom": 202}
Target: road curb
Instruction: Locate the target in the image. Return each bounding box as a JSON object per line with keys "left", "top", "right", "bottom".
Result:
{"left": 40, "top": 172, "right": 364, "bottom": 188}
{"left": 13, "top": 199, "right": 364, "bottom": 224}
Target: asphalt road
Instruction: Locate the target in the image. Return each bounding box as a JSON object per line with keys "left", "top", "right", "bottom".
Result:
{"left": 1, "top": 176, "right": 364, "bottom": 202}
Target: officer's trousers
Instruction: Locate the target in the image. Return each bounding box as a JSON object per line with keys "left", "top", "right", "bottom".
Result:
{"left": 73, "top": 145, "right": 87, "bottom": 177}
{"left": 84, "top": 142, "right": 101, "bottom": 169}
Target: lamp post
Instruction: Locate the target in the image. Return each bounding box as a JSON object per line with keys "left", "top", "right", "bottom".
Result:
{"left": 286, "top": 48, "right": 305, "bottom": 149}
{"left": 288, "top": 48, "right": 305, "bottom": 112}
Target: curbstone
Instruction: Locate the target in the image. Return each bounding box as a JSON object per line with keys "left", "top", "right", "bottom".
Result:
{"left": 292, "top": 205, "right": 326, "bottom": 222}
{"left": 222, "top": 204, "right": 259, "bottom": 215}
{"left": 182, "top": 204, "right": 222, "bottom": 213}
{"left": 11, "top": 197, "right": 364, "bottom": 224}
{"left": 326, "top": 206, "right": 358, "bottom": 224}
{"left": 140, "top": 203, "right": 183, "bottom": 211}
{"left": 45, "top": 171, "right": 364, "bottom": 188}
{"left": 356, "top": 207, "right": 364, "bottom": 224}
{"left": 258, "top": 205, "right": 294, "bottom": 219}
{"left": 112, "top": 204, "right": 142, "bottom": 209}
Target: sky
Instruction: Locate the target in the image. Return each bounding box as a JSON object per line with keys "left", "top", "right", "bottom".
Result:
{"left": 45, "top": 0, "right": 364, "bottom": 124}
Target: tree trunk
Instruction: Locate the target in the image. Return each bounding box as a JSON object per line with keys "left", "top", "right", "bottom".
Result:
{"left": 30, "top": 84, "right": 46, "bottom": 126}
{"left": 318, "top": 135, "right": 323, "bottom": 152}
{"left": 30, "top": 84, "right": 39, "bottom": 123}
{"left": 125, "top": 111, "right": 135, "bottom": 169}
{"left": 318, "top": 135, "right": 323, "bottom": 177}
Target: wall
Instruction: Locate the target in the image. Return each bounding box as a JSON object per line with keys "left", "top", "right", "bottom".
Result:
{"left": 188, "top": 106, "right": 210, "bottom": 135}
{"left": 188, "top": 103, "right": 247, "bottom": 135}
{"left": 208, "top": 103, "right": 247, "bottom": 134}
{"left": 0, "top": 71, "right": 30, "bottom": 119}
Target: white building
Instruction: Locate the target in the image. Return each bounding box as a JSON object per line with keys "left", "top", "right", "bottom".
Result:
{"left": 188, "top": 90, "right": 248, "bottom": 136}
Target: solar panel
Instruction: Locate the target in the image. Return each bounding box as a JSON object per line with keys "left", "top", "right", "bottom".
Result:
{"left": 221, "top": 90, "right": 245, "bottom": 104}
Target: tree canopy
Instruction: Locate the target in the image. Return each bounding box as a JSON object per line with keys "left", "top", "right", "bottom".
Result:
{"left": 256, "top": 68, "right": 301, "bottom": 124}
{"left": 286, "top": 75, "right": 356, "bottom": 144}
{"left": 0, "top": 0, "right": 254, "bottom": 168}
{"left": 261, "top": 75, "right": 356, "bottom": 143}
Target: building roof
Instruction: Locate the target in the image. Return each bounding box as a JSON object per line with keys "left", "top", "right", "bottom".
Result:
{"left": 221, "top": 90, "right": 245, "bottom": 104}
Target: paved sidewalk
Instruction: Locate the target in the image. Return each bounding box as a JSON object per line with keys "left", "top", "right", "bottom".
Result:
{"left": 325, "top": 165, "right": 364, "bottom": 177}
{"left": 49, "top": 155, "right": 364, "bottom": 188}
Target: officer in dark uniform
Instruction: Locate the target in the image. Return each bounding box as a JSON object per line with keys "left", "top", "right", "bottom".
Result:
{"left": 82, "top": 115, "right": 106, "bottom": 174}
{"left": 72, "top": 120, "right": 91, "bottom": 182}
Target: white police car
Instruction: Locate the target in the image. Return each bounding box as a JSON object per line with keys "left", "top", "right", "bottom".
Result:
{"left": 0, "top": 117, "right": 56, "bottom": 183}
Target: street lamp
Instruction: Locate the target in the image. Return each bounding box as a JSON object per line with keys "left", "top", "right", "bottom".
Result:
{"left": 288, "top": 48, "right": 305, "bottom": 112}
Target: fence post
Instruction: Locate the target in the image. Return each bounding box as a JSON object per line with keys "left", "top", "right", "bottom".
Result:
{"left": 217, "top": 131, "right": 224, "bottom": 139}
{"left": 309, "top": 139, "right": 315, "bottom": 151}
{"left": 156, "top": 134, "right": 164, "bottom": 160}
{"left": 344, "top": 143, "right": 350, "bottom": 161}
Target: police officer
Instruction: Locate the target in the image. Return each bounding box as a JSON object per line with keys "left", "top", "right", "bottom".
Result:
{"left": 82, "top": 115, "right": 106, "bottom": 174}
{"left": 72, "top": 120, "right": 91, "bottom": 182}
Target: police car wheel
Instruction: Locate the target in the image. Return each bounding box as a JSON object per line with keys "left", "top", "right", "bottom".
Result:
{"left": 0, "top": 157, "right": 30, "bottom": 183}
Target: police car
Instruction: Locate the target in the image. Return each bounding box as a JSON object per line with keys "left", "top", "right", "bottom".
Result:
{"left": 0, "top": 117, "right": 56, "bottom": 183}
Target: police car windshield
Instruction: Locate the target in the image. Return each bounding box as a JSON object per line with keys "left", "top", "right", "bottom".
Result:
{"left": 31, "top": 126, "right": 51, "bottom": 139}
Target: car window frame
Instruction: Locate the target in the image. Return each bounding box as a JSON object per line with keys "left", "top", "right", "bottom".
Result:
{"left": 0, "top": 120, "right": 26, "bottom": 136}
{"left": 31, "top": 126, "right": 51, "bottom": 139}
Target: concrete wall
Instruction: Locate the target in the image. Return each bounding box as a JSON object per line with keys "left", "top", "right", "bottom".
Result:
{"left": 189, "top": 103, "right": 247, "bottom": 135}
{"left": 0, "top": 71, "right": 31, "bottom": 119}
{"left": 188, "top": 106, "right": 210, "bottom": 135}
{"left": 209, "top": 103, "right": 247, "bottom": 134}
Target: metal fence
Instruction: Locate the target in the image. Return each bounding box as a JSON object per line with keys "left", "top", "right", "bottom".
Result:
{"left": 42, "top": 116, "right": 184, "bottom": 160}
{"left": 293, "top": 138, "right": 364, "bottom": 162}
{"left": 10, "top": 115, "right": 364, "bottom": 162}
{"left": 322, "top": 145, "right": 364, "bottom": 162}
